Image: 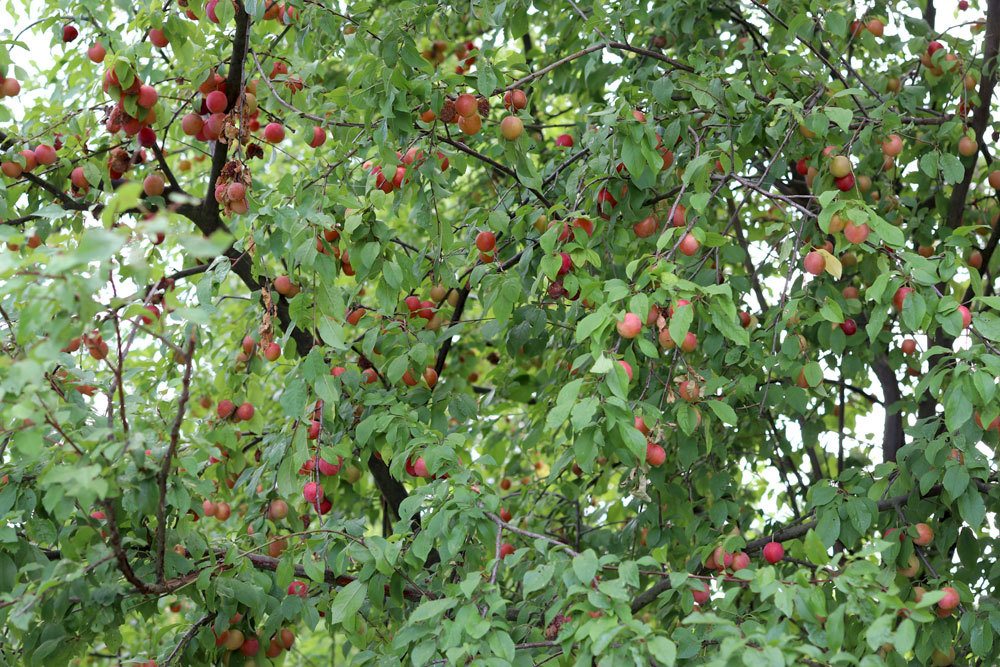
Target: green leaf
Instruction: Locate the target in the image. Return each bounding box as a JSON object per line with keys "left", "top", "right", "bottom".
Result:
{"left": 279, "top": 375, "right": 308, "bottom": 418}
{"left": 957, "top": 485, "right": 986, "bottom": 528}
{"left": 646, "top": 636, "right": 676, "bottom": 665}
{"left": 72, "top": 228, "right": 126, "bottom": 265}
{"left": 409, "top": 597, "right": 457, "bottom": 624}
{"left": 728, "top": 79, "right": 754, "bottom": 101}
{"left": 619, "top": 561, "right": 639, "bottom": 588}
{"left": 803, "top": 362, "right": 823, "bottom": 387}
{"left": 810, "top": 483, "right": 838, "bottom": 507}
{"left": 318, "top": 317, "right": 348, "bottom": 350}
{"left": 865, "top": 615, "right": 894, "bottom": 651}
{"left": 177, "top": 230, "right": 234, "bottom": 259}
{"left": 866, "top": 308, "right": 887, "bottom": 345}
{"left": 712, "top": 298, "right": 750, "bottom": 347}
{"left": 803, "top": 529, "right": 829, "bottom": 565}
{"left": 487, "top": 631, "right": 515, "bottom": 662}
{"left": 459, "top": 572, "right": 480, "bottom": 598}
{"left": 868, "top": 213, "right": 905, "bottom": 248}
{"left": 956, "top": 527, "right": 980, "bottom": 567}
{"left": 572, "top": 550, "right": 599, "bottom": 584}
{"left": 689, "top": 192, "right": 710, "bottom": 212}
{"left": 845, "top": 498, "right": 873, "bottom": 535}
{"left": 819, "top": 298, "right": 844, "bottom": 323}
{"left": 621, "top": 137, "right": 648, "bottom": 180}
{"left": 817, "top": 189, "right": 838, "bottom": 208}
{"left": 705, "top": 400, "right": 737, "bottom": 426}
{"left": 523, "top": 563, "right": 554, "bottom": 596}
{"left": 939, "top": 153, "right": 965, "bottom": 184}
{"left": 100, "top": 182, "right": 144, "bottom": 227}
{"left": 476, "top": 60, "right": 498, "bottom": 97}
{"left": 824, "top": 106, "right": 852, "bottom": 132}
{"left": 576, "top": 310, "right": 608, "bottom": 342}
{"left": 327, "top": 580, "right": 367, "bottom": 625}
{"left": 919, "top": 151, "right": 938, "bottom": 177}
{"left": 894, "top": 618, "right": 916, "bottom": 654}
{"left": 826, "top": 606, "right": 845, "bottom": 652}
{"left": 944, "top": 382, "right": 973, "bottom": 435}
{"left": 974, "top": 312, "right": 1000, "bottom": 341}
{"left": 942, "top": 465, "right": 970, "bottom": 500}
{"left": 971, "top": 618, "right": 994, "bottom": 656}
{"left": 668, "top": 302, "right": 693, "bottom": 349}
{"left": 816, "top": 508, "right": 841, "bottom": 547}
{"left": 546, "top": 379, "right": 583, "bottom": 429}
{"left": 867, "top": 271, "right": 890, "bottom": 303}
{"left": 571, "top": 397, "right": 600, "bottom": 431}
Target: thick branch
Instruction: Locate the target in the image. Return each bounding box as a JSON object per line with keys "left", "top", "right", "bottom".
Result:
{"left": 872, "top": 356, "right": 904, "bottom": 462}
{"left": 944, "top": 0, "right": 999, "bottom": 229}
{"left": 199, "top": 2, "right": 251, "bottom": 231}
{"left": 433, "top": 283, "right": 470, "bottom": 376}
{"left": 100, "top": 500, "right": 153, "bottom": 594}
{"left": 366, "top": 455, "right": 410, "bottom": 524}
{"left": 435, "top": 248, "right": 526, "bottom": 378}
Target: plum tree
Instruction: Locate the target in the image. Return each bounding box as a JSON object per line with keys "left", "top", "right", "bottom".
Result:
{"left": 0, "top": 0, "right": 998, "bottom": 665}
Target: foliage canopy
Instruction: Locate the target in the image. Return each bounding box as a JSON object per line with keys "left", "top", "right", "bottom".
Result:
{"left": 1, "top": 0, "right": 1000, "bottom": 665}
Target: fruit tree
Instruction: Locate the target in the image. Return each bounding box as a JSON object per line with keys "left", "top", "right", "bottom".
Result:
{"left": 1, "top": 0, "right": 1000, "bottom": 665}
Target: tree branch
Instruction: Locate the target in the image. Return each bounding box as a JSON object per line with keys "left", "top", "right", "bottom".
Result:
{"left": 495, "top": 41, "right": 692, "bottom": 95}
{"left": 244, "top": 552, "right": 424, "bottom": 601}
{"left": 100, "top": 502, "right": 146, "bottom": 592}
{"left": 154, "top": 333, "right": 196, "bottom": 583}
{"left": 249, "top": 51, "right": 366, "bottom": 128}
{"left": 630, "top": 479, "right": 994, "bottom": 613}
{"left": 920, "top": 0, "right": 1000, "bottom": 420}
{"left": 199, "top": 2, "right": 251, "bottom": 232}
{"left": 165, "top": 23, "right": 415, "bottom": 541}
{"left": 944, "top": 0, "right": 999, "bottom": 229}
{"left": 433, "top": 283, "right": 470, "bottom": 376}
{"left": 436, "top": 134, "right": 552, "bottom": 208}
{"left": 820, "top": 377, "right": 883, "bottom": 405}
{"left": 164, "top": 612, "right": 215, "bottom": 666}
{"left": 151, "top": 140, "right": 182, "bottom": 192}
{"left": 872, "top": 356, "right": 904, "bottom": 462}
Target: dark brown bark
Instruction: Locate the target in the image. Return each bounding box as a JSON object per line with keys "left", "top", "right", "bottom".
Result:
{"left": 872, "top": 356, "right": 904, "bottom": 462}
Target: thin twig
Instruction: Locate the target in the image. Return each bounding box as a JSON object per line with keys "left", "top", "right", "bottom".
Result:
{"left": 164, "top": 612, "right": 216, "bottom": 666}
{"left": 154, "top": 333, "right": 196, "bottom": 584}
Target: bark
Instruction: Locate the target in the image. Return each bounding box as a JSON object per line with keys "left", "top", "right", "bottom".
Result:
{"left": 872, "top": 356, "right": 904, "bottom": 462}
